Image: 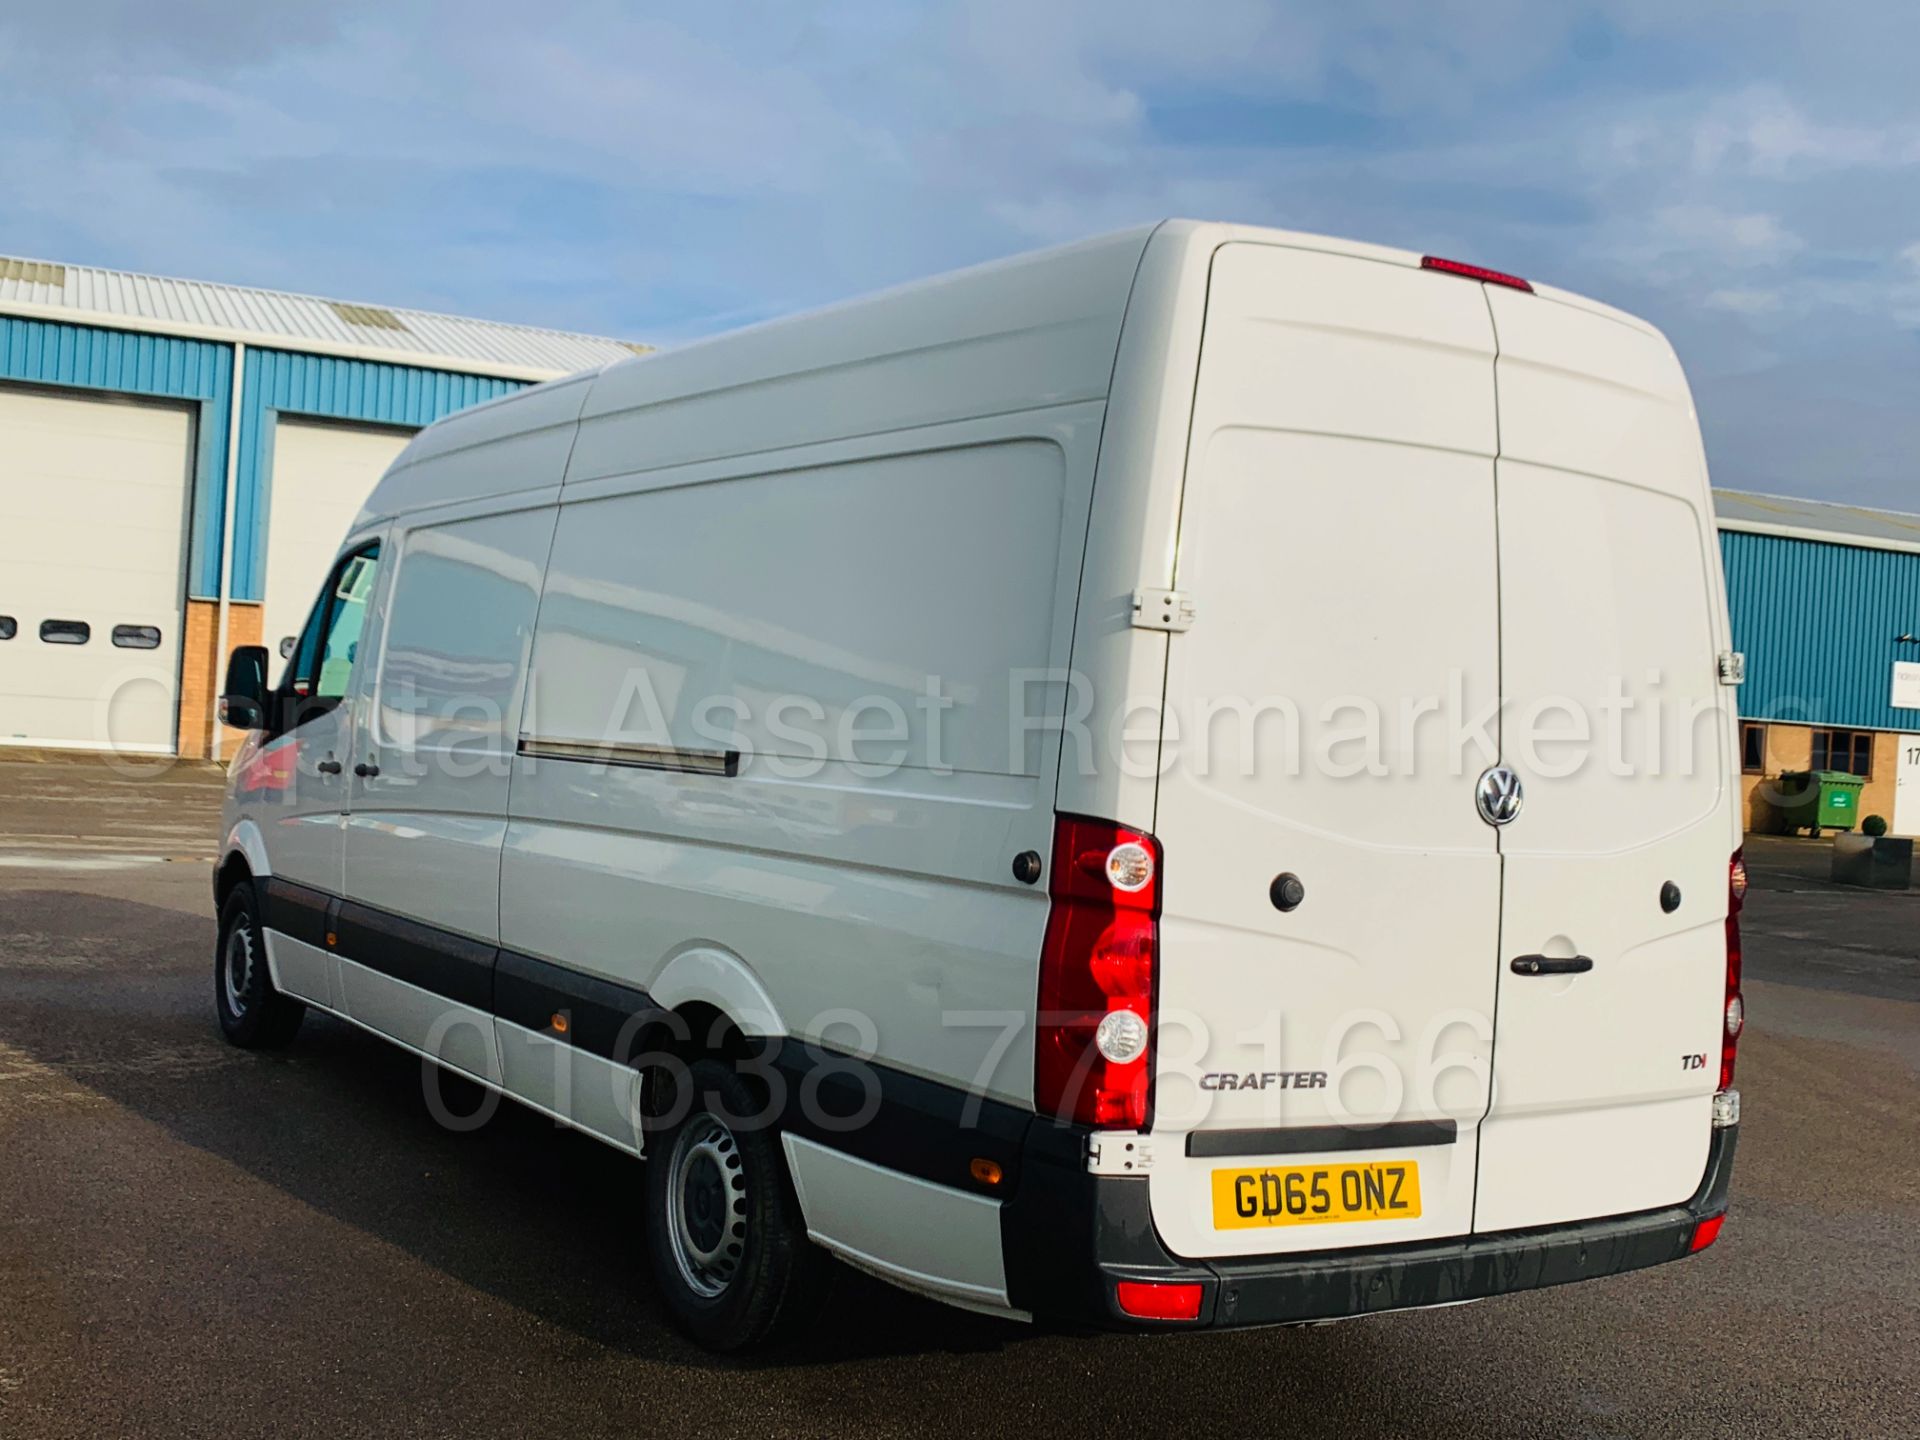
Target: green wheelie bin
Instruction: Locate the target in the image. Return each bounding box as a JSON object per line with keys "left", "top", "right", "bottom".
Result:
{"left": 1775, "top": 769, "right": 1866, "bottom": 836}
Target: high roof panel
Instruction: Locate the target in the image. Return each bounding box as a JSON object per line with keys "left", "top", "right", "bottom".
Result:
{"left": 0, "top": 251, "right": 648, "bottom": 380}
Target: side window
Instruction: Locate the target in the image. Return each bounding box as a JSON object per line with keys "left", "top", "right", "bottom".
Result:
{"left": 374, "top": 510, "right": 553, "bottom": 761}
{"left": 280, "top": 542, "right": 382, "bottom": 728}
{"left": 315, "top": 551, "right": 379, "bottom": 700}
{"left": 0, "top": 616, "right": 15, "bottom": 641}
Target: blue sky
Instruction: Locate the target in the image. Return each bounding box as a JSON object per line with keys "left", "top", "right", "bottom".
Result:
{"left": 3, "top": 1, "right": 1917, "bottom": 506}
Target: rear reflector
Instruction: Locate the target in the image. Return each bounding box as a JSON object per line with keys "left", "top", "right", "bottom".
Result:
{"left": 1115, "top": 1280, "right": 1204, "bottom": 1321}
{"left": 1420, "top": 255, "right": 1534, "bottom": 292}
{"left": 1689, "top": 1215, "right": 1726, "bottom": 1253}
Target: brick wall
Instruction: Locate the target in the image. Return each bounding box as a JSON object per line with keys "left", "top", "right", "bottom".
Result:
{"left": 175, "top": 601, "right": 261, "bottom": 760}
{"left": 1739, "top": 722, "right": 1906, "bottom": 833}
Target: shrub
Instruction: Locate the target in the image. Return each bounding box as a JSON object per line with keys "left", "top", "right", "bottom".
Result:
{"left": 1863, "top": 814, "right": 1889, "bottom": 837}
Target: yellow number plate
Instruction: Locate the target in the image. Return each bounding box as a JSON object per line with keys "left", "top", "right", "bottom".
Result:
{"left": 1211, "top": 1160, "right": 1422, "bottom": 1229}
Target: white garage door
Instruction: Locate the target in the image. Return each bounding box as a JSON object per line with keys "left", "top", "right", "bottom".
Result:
{"left": 262, "top": 418, "right": 414, "bottom": 666}
{"left": 0, "top": 385, "right": 194, "bottom": 752}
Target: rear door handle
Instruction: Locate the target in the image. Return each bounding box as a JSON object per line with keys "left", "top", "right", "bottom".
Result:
{"left": 1510, "top": 954, "right": 1594, "bottom": 976}
{"left": 316, "top": 757, "right": 343, "bottom": 775}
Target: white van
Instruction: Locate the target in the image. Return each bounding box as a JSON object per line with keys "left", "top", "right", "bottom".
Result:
{"left": 212, "top": 220, "right": 1743, "bottom": 1350}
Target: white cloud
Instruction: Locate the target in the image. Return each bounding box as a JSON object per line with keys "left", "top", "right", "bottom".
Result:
{"left": 1706, "top": 288, "right": 1784, "bottom": 314}
{"left": 1690, "top": 89, "right": 1917, "bottom": 176}
{"left": 1647, "top": 205, "right": 1804, "bottom": 267}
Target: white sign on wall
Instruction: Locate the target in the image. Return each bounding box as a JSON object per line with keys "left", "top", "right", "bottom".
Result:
{"left": 1893, "top": 661, "right": 1920, "bottom": 711}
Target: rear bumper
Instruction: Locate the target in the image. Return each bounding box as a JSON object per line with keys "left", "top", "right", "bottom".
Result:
{"left": 1000, "top": 1120, "right": 1738, "bottom": 1330}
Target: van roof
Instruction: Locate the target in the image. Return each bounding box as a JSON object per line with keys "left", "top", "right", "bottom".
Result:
{"left": 362, "top": 220, "right": 1669, "bottom": 522}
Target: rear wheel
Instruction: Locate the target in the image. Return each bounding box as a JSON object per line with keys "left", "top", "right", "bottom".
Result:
{"left": 644, "top": 1057, "right": 828, "bottom": 1350}
{"left": 214, "top": 882, "right": 306, "bottom": 1049}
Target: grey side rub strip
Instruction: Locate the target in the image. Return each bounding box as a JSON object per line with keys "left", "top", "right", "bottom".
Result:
{"left": 517, "top": 736, "right": 740, "bottom": 777}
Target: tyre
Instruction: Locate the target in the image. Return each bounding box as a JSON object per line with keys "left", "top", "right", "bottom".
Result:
{"left": 644, "top": 1057, "right": 829, "bottom": 1351}
{"left": 214, "top": 882, "right": 306, "bottom": 1049}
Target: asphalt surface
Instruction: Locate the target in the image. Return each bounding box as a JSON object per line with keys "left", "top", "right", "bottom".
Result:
{"left": 1, "top": 754, "right": 1916, "bottom": 1438}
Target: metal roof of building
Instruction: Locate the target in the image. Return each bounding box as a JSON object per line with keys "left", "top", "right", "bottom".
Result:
{"left": 0, "top": 252, "right": 648, "bottom": 381}
{"left": 1714, "top": 488, "right": 1920, "bottom": 558}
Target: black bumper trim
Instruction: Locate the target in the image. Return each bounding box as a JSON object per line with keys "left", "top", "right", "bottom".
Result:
{"left": 1003, "top": 1122, "right": 1739, "bottom": 1329}
{"left": 1187, "top": 1119, "right": 1458, "bottom": 1158}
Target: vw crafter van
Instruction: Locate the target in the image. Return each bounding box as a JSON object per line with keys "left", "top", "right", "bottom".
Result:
{"left": 214, "top": 221, "right": 1743, "bottom": 1351}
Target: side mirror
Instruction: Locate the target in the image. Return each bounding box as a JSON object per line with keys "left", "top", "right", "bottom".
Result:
{"left": 219, "top": 645, "right": 271, "bottom": 731}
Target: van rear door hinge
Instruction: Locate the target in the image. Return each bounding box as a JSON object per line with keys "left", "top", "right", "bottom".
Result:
{"left": 1131, "top": 588, "right": 1195, "bottom": 634}
{"left": 1718, "top": 650, "right": 1746, "bottom": 685}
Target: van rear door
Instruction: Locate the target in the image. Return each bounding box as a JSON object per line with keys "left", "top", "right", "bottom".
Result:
{"left": 1145, "top": 243, "right": 1504, "bottom": 1261}
{"left": 1471, "top": 286, "right": 1735, "bottom": 1233}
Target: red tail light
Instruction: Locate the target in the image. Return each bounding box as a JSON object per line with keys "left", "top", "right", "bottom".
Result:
{"left": 1689, "top": 1215, "right": 1725, "bottom": 1253}
{"left": 1420, "top": 254, "right": 1534, "bottom": 292}
{"left": 1722, "top": 849, "right": 1746, "bottom": 1092}
{"left": 1115, "top": 1279, "right": 1203, "bottom": 1321}
{"left": 1036, "top": 815, "right": 1160, "bottom": 1129}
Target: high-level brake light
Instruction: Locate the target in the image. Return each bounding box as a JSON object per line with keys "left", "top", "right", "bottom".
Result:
{"left": 1036, "top": 816, "right": 1161, "bottom": 1129}
{"left": 1420, "top": 255, "right": 1535, "bottom": 292}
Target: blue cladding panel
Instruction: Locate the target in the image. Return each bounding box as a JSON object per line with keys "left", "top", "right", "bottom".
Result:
{"left": 0, "top": 317, "right": 233, "bottom": 597}
{"left": 230, "top": 349, "right": 522, "bottom": 600}
{"left": 1721, "top": 530, "right": 1920, "bottom": 732}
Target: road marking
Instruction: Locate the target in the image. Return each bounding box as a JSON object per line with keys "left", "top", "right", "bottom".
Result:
{"left": 0, "top": 854, "right": 166, "bottom": 871}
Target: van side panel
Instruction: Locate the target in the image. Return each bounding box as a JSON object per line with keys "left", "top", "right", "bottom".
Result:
{"left": 500, "top": 413, "right": 1107, "bottom": 1105}
{"left": 528, "top": 442, "right": 1066, "bottom": 778}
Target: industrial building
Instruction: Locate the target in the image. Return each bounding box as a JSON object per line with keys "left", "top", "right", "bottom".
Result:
{"left": 1718, "top": 489, "right": 1920, "bottom": 835}
{"left": 0, "top": 253, "right": 641, "bottom": 759}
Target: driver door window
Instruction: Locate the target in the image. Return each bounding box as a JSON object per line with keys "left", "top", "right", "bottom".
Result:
{"left": 282, "top": 543, "right": 382, "bottom": 730}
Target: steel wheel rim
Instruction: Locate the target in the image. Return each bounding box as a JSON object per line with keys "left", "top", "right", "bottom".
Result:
{"left": 223, "top": 923, "right": 254, "bottom": 1017}
{"left": 664, "top": 1113, "right": 748, "bottom": 1299}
